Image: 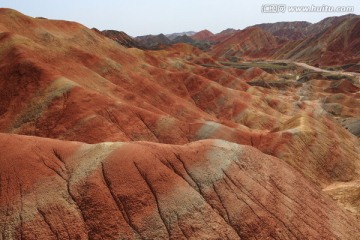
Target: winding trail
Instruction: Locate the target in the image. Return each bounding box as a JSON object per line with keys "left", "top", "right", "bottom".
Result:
{"left": 294, "top": 62, "right": 360, "bottom": 78}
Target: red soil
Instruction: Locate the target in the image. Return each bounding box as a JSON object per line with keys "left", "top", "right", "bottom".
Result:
{"left": 1, "top": 8, "right": 360, "bottom": 239}
{"left": 1, "top": 133, "right": 359, "bottom": 239}
{"left": 191, "top": 29, "right": 215, "bottom": 41}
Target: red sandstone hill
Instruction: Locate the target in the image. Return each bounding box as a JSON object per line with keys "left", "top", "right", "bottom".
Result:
{"left": 211, "top": 14, "right": 360, "bottom": 68}
{"left": 191, "top": 29, "right": 239, "bottom": 43}
{"left": 211, "top": 27, "right": 279, "bottom": 59}
{"left": 252, "top": 21, "right": 311, "bottom": 40}
{"left": 273, "top": 15, "right": 360, "bottom": 66}
{"left": 191, "top": 29, "right": 214, "bottom": 41}
{"left": 305, "top": 14, "right": 359, "bottom": 37}
{"left": 100, "top": 30, "right": 143, "bottom": 48}
{"left": 210, "top": 28, "right": 238, "bottom": 42}
{"left": 135, "top": 33, "right": 171, "bottom": 49}
{"left": 1, "top": 8, "right": 360, "bottom": 239}
{"left": 1, "top": 133, "right": 360, "bottom": 239}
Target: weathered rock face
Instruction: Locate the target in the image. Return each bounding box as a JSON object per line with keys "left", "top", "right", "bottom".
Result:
{"left": 1, "top": 8, "right": 360, "bottom": 239}
{"left": 211, "top": 27, "right": 280, "bottom": 59}
{"left": 272, "top": 15, "right": 360, "bottom": 67}
{"left": 214, "top": 15, "right": 360, "bottom": 68}
{"left": 191, "top": 30, "right": 214, "bottom": 41}
{"left": 135, "top": 34, "right": 171, "bottom": 49}
{"left": 1, "top": 133, "right": 359, "bottom": 239}
{"left": 252, "top": 21, "right": 311, "bottom": 40}
{"left": 100, "top": 30, "right": 143, "bottom": 49}
{"left": 210, "top": 28, "right": 239, "bottom": 43}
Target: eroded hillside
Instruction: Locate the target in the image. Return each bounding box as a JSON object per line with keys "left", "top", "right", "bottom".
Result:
{"left": 0, "top": 8, "right": 360, "bottom": 239}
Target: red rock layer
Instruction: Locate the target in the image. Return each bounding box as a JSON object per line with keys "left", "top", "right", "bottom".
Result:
{"left": 191, "top": 30, "right": 214, "bottom": 41}
{"left": 1, "top": 133, "right": 359, "bottom": 239}
{"left": 211, "top": 27, "right": 279, "bottom": 59}
{"left": 0, "top": 8, "right": 360, "bottom": 239}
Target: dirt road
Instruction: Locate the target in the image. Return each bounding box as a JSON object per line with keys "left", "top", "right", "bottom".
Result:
{"left": 294, "top": 62, "right": 360, "bottom": 77}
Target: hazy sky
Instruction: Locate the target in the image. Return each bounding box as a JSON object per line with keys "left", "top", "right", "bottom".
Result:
{"left": 1, "top": 0, "right": 359, "bottom": 36}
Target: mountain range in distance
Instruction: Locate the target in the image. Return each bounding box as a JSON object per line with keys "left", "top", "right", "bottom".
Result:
{"left": 100, "top": 14, "right": 360, "bottom": 70}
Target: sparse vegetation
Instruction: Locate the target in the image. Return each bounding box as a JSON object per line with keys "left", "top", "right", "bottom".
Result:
{"left": 220, "top": 61, "right": 297, "bottom": 73}
{"left": 297, "top": 71, "right": 356, "bottom": 83}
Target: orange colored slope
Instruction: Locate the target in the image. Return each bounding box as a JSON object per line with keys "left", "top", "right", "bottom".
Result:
{"left": 1, "top": 8, "right": 360, "bottom": 239}
{"left": 211, "top": 27, "right": 279, "bottom": 59}
{"left": 1, "top": 133, "right": 359, "bottom": 239}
